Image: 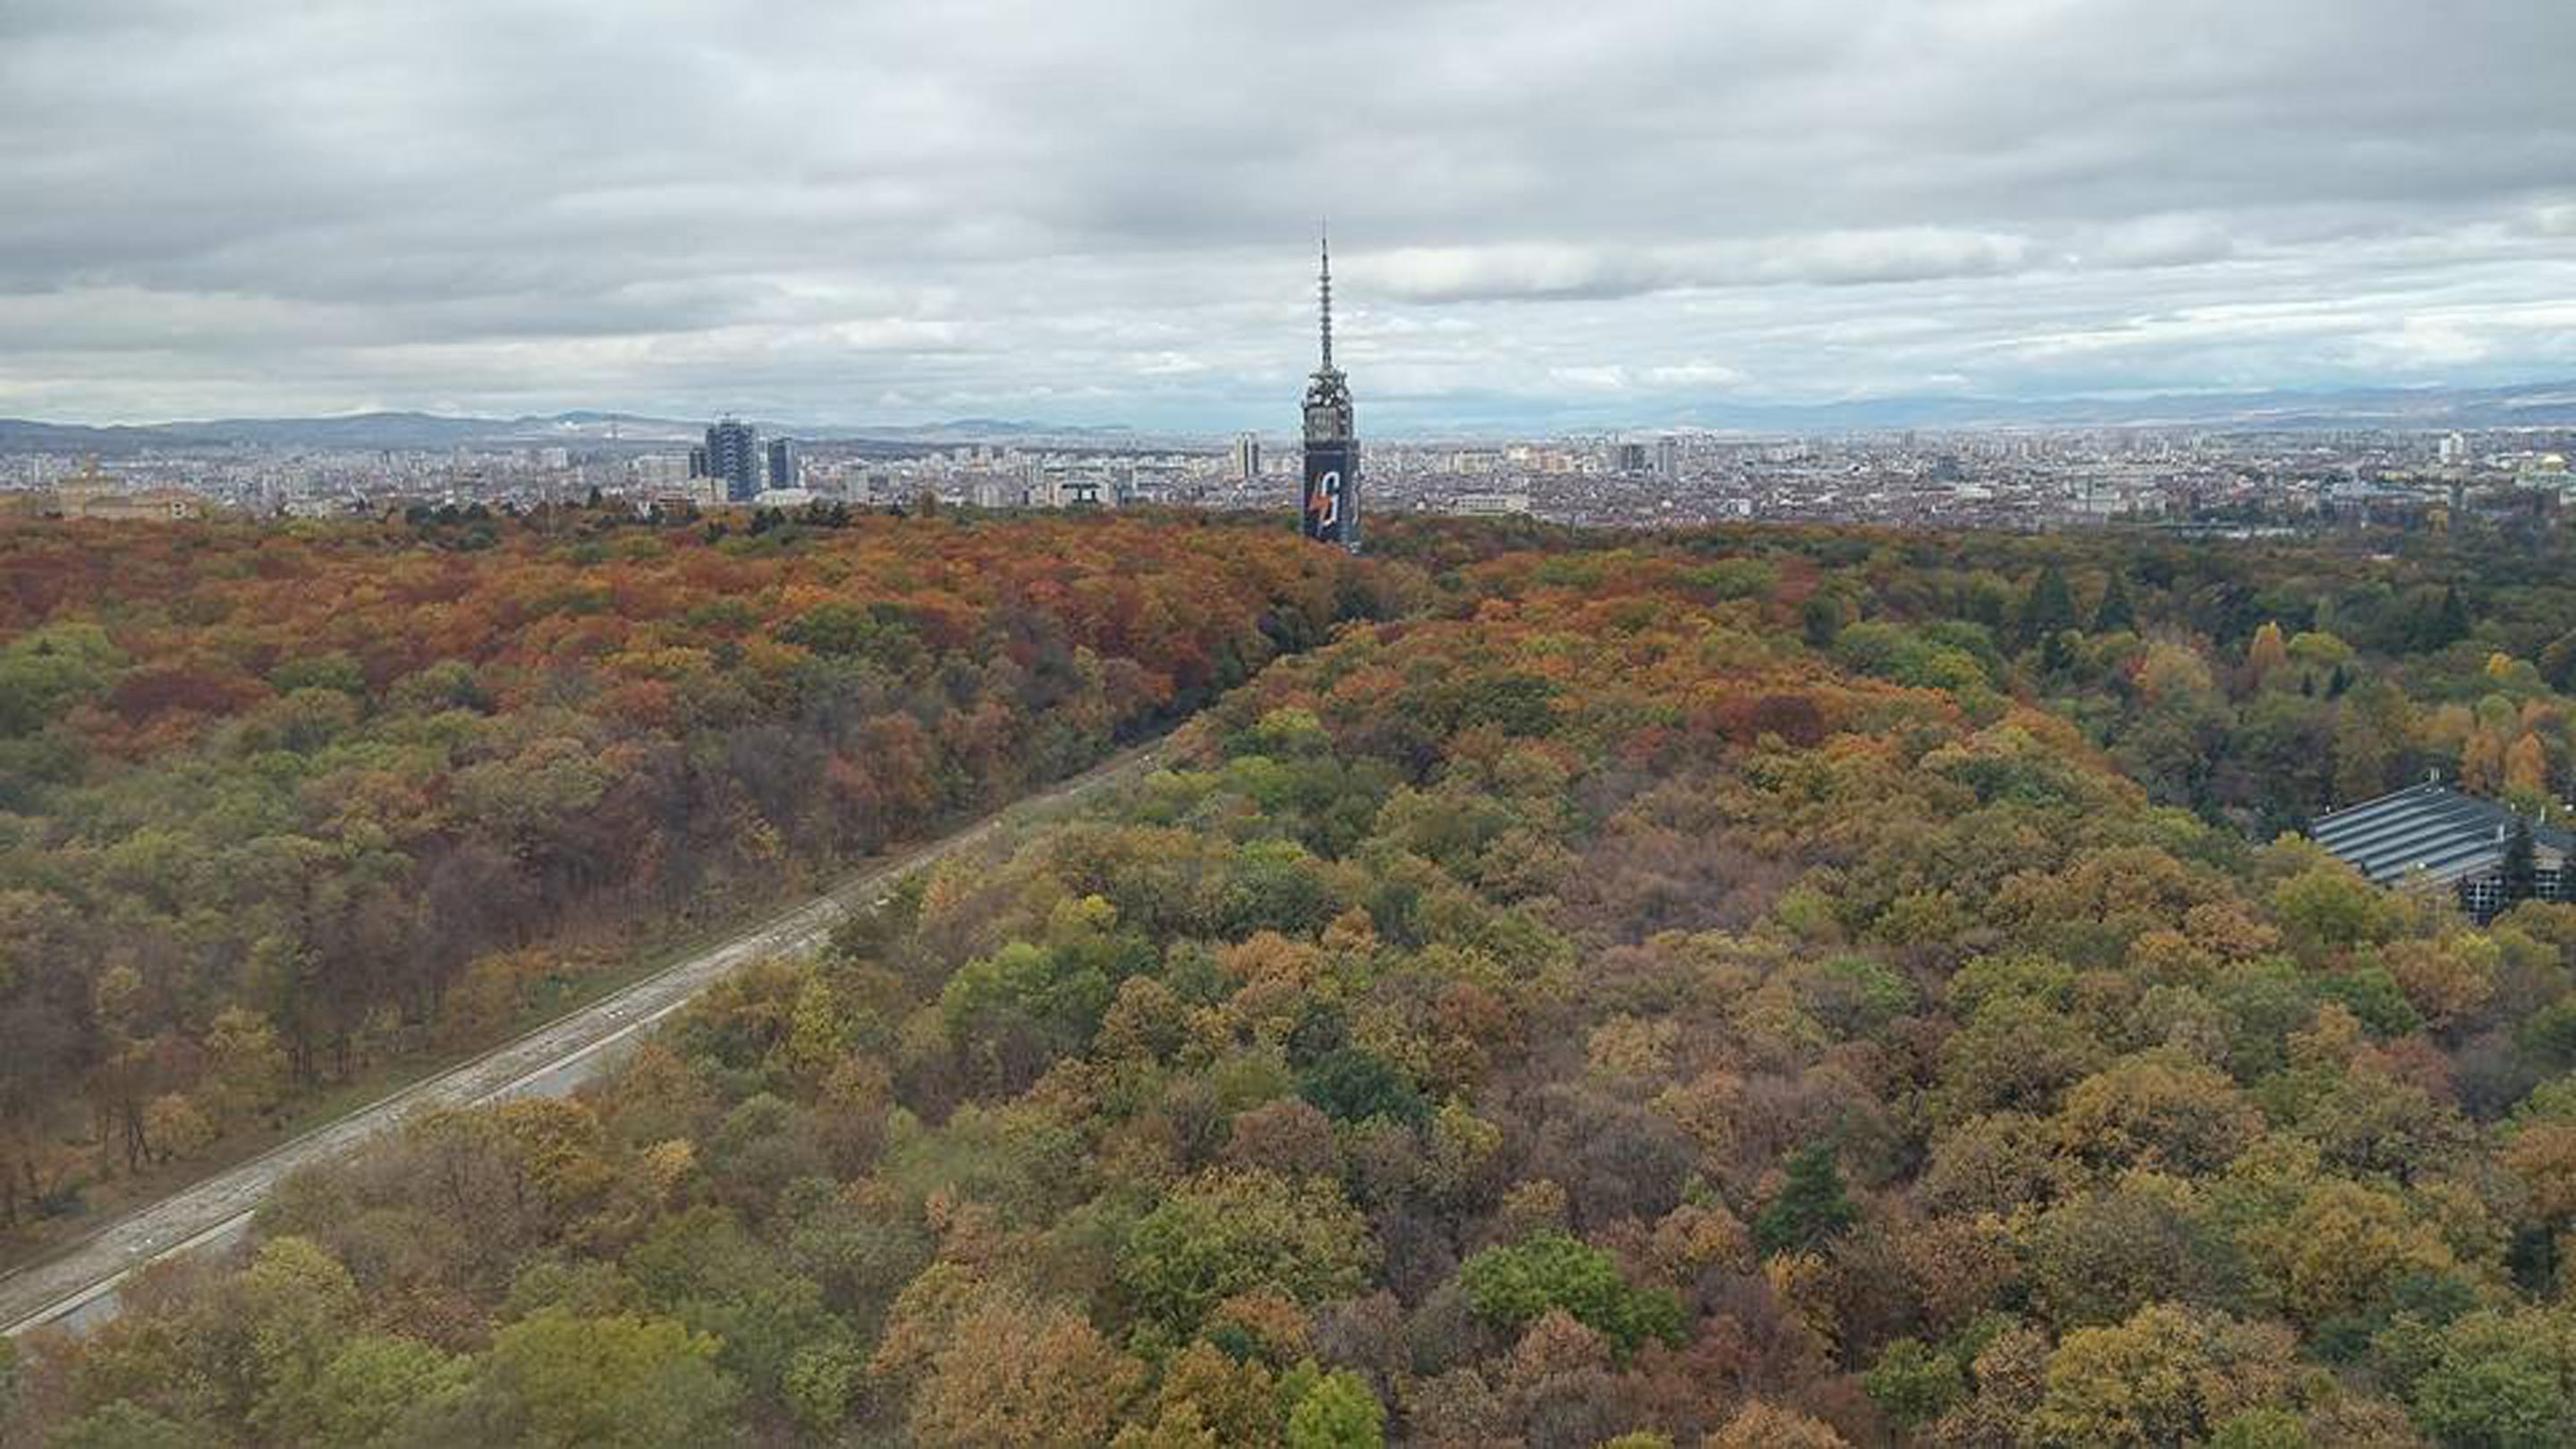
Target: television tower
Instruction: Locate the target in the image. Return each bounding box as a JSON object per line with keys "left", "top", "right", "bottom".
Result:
{"left": 1300, "top": 225, "right": 1360, "bottom": 552}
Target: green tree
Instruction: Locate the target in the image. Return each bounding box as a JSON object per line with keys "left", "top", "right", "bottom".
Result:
{"left": 297, "top": 1335, "right": 472, "bottom": 1446}
{"left": 1864, "top": 1337, "right": 1964, "bottom": 1429}
{"left": 0, "top": 622, "right": 124, "bottom": 736}
{"left": 2027, "top": 1182, "right": 2245, "bottom": 1328}
{"left": 2408, "top": 583, "right": 2471, "bottom": 652}
{"left": 1296, "top": 1046, "right": 1428, "bottom": 1125}
{"left": 2019, "top": 563, "right": 2079, "bottom": 653}
{"left": 1801, "top": 592, "right": 1851, "bottom": 648}
{"left": 1118, "top": 1170, "right": 1377, "bottom": 1333}
{"left": 233, "top": 1236, "right": 361, "bottom": 1436}
{"left": 1457, "top": 1230, "right": 1684, "bottom": 1354}
{"left": 2268, "top": 862, "right": 2395, "bottom": 960}
{"left": 2409, "top": 1309, "right": 2576, "bottom": 1449}
{"left": 1755, "top": 1141, "right": 1857, "bottom": 1257}
{"left": 2092, "top": 571, "right": 2138, "bottom": 633}
{"left": 475, "top": 1310, "right": 739, "bottom": 1449}
{"left": 1285, "top": 1368, "right": 1386, "bottom": 1449}
{"left": 2504, "top": 821, "right": 2538, "bottom": 911}
{"left": 2207, "top": 1407, "right": 2310, "bottom": 1448}
{"left": 44, "top": 1401, "right": 203, "bottom": 1449}
{"left": 623, "top": 1205, "right": 850, "bottom": 1402}
{"left": 781, "top": 1339, "right": 866, "bottom": 1434}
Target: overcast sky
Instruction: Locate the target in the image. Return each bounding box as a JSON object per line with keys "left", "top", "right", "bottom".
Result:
{"left": 4, "top": 0, "right": 2572, "bottom": 431}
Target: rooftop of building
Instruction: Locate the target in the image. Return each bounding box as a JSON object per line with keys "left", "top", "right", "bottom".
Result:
{"left": 2311, "top": 779, "right": 2573, "bottom": 887}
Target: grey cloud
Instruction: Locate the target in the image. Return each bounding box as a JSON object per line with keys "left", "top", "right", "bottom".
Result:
{"left": 1367, "top": 229, "right": 2045, "bottom": 302}
{"left": 1758, "top": 230, "right": 2038, "bottom": 286}
{"left": 1, "top": 0, "right": 2571, "bottom": 427}
{"left": 2085, "top": 216, "right": 2237, "bottom": 269}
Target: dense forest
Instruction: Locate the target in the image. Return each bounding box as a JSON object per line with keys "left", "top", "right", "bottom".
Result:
{"left": 12, "top": 513, "right": 2576, "bottom": 1445}
{"left": 1381, "top": 515, "right": 2576, "bottom": 838}
{"left": 0, "top": 507, "right": 1392, "bottom": 1241}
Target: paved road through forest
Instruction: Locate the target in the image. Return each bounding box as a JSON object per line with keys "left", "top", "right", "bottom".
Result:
{"left": 1, "top": 739, "right": 1167, "bottom": 1339}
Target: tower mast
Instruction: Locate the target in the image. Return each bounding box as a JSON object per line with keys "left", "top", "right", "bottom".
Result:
{"left": 1318, "top": 223, "right": 1334, "bottom": 373}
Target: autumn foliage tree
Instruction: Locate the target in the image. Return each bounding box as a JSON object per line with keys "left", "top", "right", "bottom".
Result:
{"left": 0, "top": 509, "right": 1391, "bottom": 1243}
{"left": 16, "top": 516, "right": 2576, "bottom": 1445}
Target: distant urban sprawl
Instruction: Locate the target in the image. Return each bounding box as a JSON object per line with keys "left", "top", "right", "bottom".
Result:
{"left": 6, "top": 423, "right": 2574, "bottom": 538}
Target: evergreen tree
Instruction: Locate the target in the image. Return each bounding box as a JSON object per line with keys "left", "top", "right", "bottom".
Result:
{"left": 1755, "top": 1141, "right": 1856, "bottom": 1257}
{"left": 1801, "top": 593, "right": 1849, "bottom": 649}
{"left": 2092, "top": 570, "right": 2137, "bottom": 633}
{"left": 2439, "top": 583, "right": 2472, "bottom": 641}
{"left": 2504, "top": 820, "right": 2538, "bottom": 908}
{"left": 2019, "top": 564, "right": 2079, "bottom": 651}
{"left": 2412, "top": 583, "right": 2472, "bottom": 651}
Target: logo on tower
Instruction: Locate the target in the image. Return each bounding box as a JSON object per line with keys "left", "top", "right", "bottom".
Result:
{"left": 1300, "top": 226, "right": 1360, "bottom": 553}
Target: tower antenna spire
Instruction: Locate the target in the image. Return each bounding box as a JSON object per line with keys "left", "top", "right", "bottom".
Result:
{"left": 1318, "top": 221, "right": 1334, "bottom": 372}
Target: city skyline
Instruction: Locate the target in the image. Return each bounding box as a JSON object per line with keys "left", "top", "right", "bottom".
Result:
{"left": 4, "top": 2, "right": 2572, "bottom": 428}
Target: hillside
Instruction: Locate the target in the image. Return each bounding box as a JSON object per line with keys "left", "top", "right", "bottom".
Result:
{"left": 0, "top": 506, "right": 1391, "bottom": 1256}
{"left": 10, "top": 515, "right": 2576, "bottom": 1445}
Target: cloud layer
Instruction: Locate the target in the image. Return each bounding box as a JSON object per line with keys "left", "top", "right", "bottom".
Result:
{"left": 3, "top": 0, "right": 2572, "bottom": 430}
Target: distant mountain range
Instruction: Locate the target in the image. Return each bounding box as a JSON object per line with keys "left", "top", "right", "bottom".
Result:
{"left": 5, "top": 381, "right": 2576, "bottom": 453}
{"left": 1643, "top": 380, "right": 2576, "bottom": 436}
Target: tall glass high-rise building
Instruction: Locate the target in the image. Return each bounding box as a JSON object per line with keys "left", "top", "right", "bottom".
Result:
{"left": 699, "top": 418, "right": 760, "bottom": 502}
